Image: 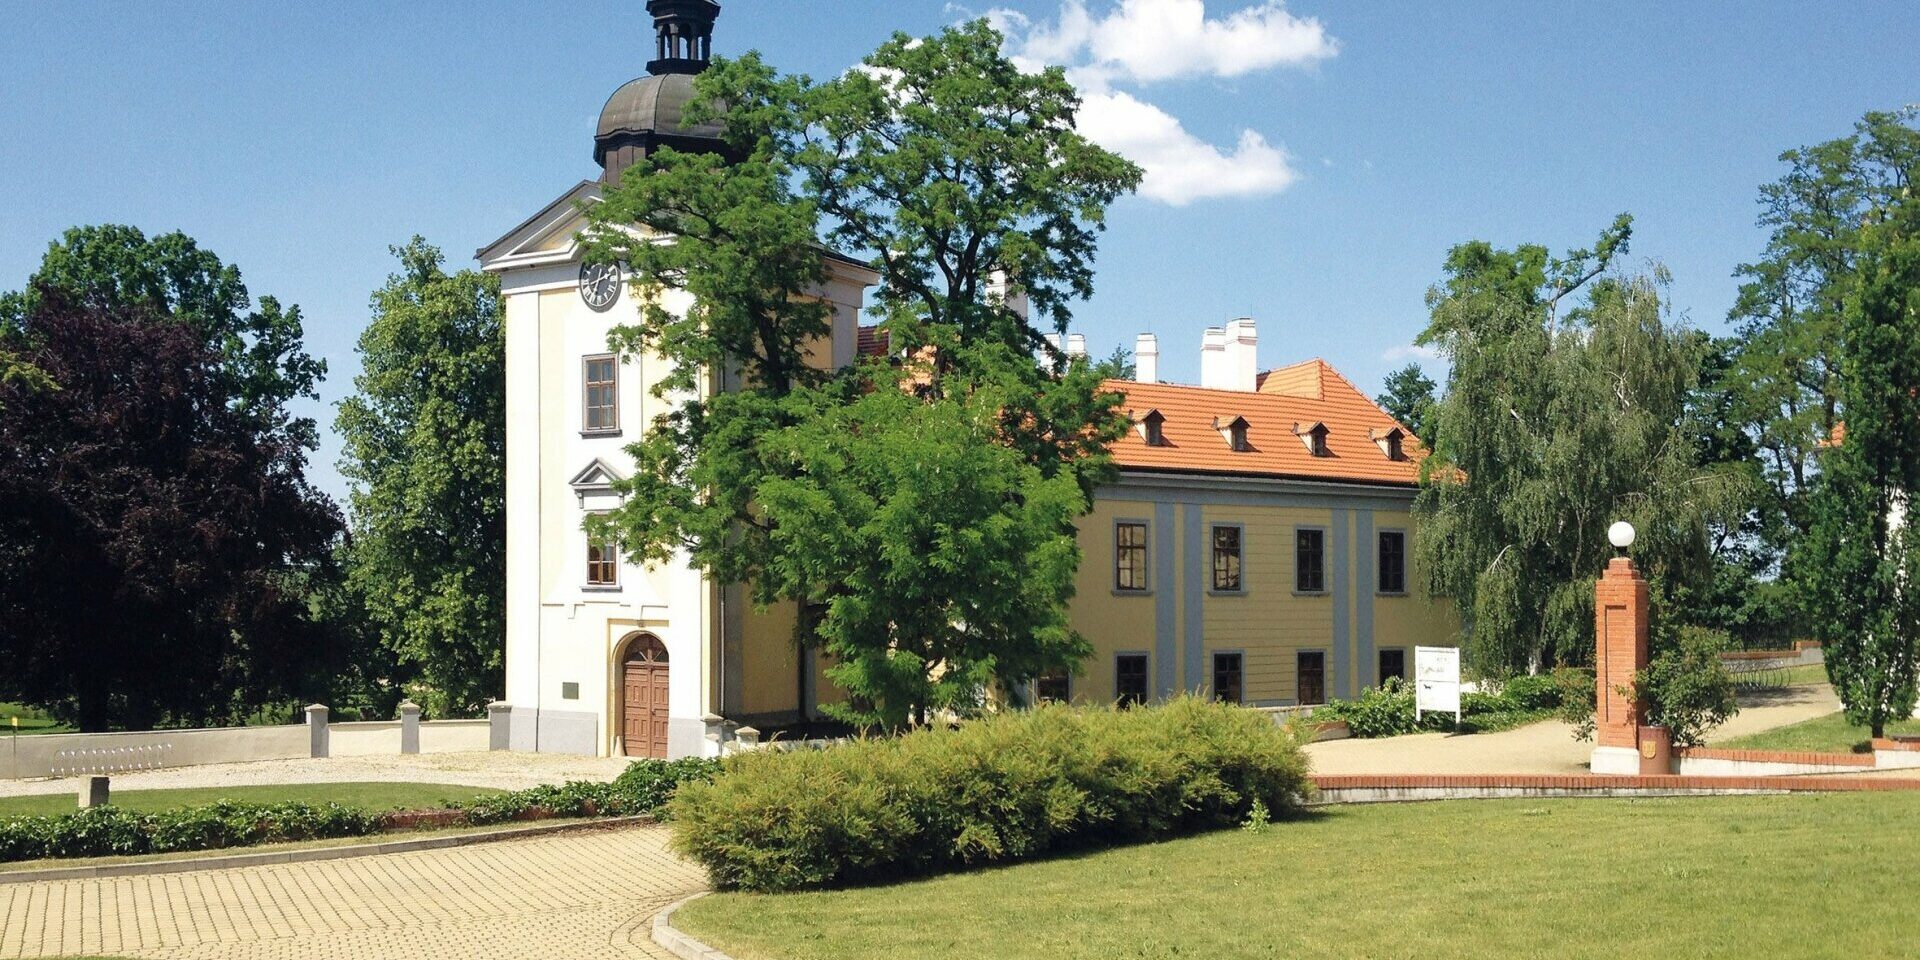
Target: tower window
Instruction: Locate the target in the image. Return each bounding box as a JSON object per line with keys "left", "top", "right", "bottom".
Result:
{"left": 587, "top": 538, "right": 620, "bottom": 588}
{"left": 583, "top": 355, "right": 619, "bottom": 434}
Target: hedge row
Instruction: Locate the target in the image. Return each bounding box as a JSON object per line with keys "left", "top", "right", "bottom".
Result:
{"left": 0, "top": 801, "right": 380, "bottom": 863}
{"left": 0, "top": 756, "right": 721, "bottom": 864}
{"left": 667, "top": 697, "right": 1313, "bottom": 892}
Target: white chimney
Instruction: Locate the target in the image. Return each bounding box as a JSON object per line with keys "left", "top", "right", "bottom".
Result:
{"left": 1223, "top": 317, "right": 1258, "bottom": 391}
{"left": 987, "top": 269, "right": 1031, "bottom": 322}
{"left": 1135, "top": 333, "right": 1159, "bottom": 383}
{"left": 1044, "top": 332, "right": 1063, "bottom": 354}
{"left": 1066, "top": 333, "right": 1087, "bottom": 358}
{"left": 1200, "top": 326, "right": 1228, "bottom": 389}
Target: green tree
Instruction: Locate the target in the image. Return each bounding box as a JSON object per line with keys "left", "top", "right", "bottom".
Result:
{"left": 1093, "top": 344, "right": 1135, "bottom": 380}
{"left": 1413, "top": 216, "right": 1745, "bottom": 672}
{"left": 335, "top": 239, "right": 506, "bottom": 716}
{"left": 1375, "top": 363, "right": 1437, "bottom": 445}
{"left": 584, "top": 20, "right": 1139, "bottom": 726}
{"left": 1722, "top": 109, "right": 1920, "bottom": 562}
{"left": 1, "top": 225, "right": 326, "bottom": 450}
{"left": 1800, "top": 190, "right": 1920, "bottom": 738}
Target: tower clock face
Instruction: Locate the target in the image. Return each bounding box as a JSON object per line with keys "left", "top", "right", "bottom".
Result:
{"left": 579, "top": 261, "right": 622, "bottom": 312}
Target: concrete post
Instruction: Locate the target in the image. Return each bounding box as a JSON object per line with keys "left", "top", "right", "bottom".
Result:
{"left": 306, "top": 704, "right": 330, "bottom": 759}
{"left": 735, "top": 726, "right": 760, "bottom": 748}
{"left": 81, "top": 776, "right": 110, "bottom": 809}
{"left": 399, "top": 701, "right": 421, "bottom": 755}
{"left": 1591, "top": 557, "right": 1650, "bottom": 774}
{"left": 487, "top": 701, "right": 512, "bottom": 751}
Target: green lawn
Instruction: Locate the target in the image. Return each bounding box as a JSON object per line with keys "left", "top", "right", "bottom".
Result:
{"left": 0, "top": 782, "right": 501, "bottom": 819}
{"left": 1718, "top": 710, "right": 1920, "bottom": 754}
{"left": 0, "top": 702, "right": 73, "bottom": 736}
{"left": 677, "top": 793, "right": 1920, "bottom": 960}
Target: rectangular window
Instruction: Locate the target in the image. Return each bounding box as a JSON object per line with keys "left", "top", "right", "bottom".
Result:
{"left": 1115, "top": 522, "right": 1149, "bottom": 592}
{"left": 1378, "top": 649, "right": 1407, "bottom": 684}
{"left": 1295, "top": 528, "right": 1326, "bottom": 593}
{"left": 1115, "top": 654, "right": 1149, "bottom": 706}
{"left": 1212, "top": 653, "right": 1244, "bottom": 704}
{"left": 1035, "top": 670, "right": 1070, "bottom": 704}
{"left": 1378, "top": 530, "right": 1407, "bottom": 594}
{"left": 586, "top": 538, "right": 620, "bottom": 587}
{"left": 583, "top": 355, "right": 619, "bottom": 433}
{"left": 1297, "top": 651, "right": 1327, "bottom": 705}
{"left": 1211, "top": 525, "right": 1243, "bottom": 592}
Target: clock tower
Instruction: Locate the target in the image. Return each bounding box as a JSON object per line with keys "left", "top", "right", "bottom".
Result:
{"left": 474, "top": 0, "right": 877, "bottom": 760}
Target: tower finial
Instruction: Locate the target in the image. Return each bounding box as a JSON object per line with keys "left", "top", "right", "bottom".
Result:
{"left": 647, "top": 0, "right": 721, "bottom": 76}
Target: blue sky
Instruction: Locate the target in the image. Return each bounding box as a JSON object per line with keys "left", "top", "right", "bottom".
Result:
{"left": 2, "top": 1, "right": 1914, "bottom": 501}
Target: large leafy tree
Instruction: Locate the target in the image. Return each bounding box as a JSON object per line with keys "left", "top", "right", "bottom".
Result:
{"left": 0, "top": 225, "right": 327, "bottom": 450}
{"left": 335, "top": 240, "right": 506, "bottom": 716}
{"left": 1722, "top": 109, "right": 1920, "bottom": 564}
{"left": 1376, "top": 363, "right": 1437, "bottom": 445}
{"left": 585, "top": 21, "right": 1138, "bottom": 726}
{"left": 1413, "top": 217, "right": 1746, "bottom": 672}
{"left": 1800, "top": 189, "right": 1920, "bottom": 738}
{"left": 0, "top": 290, "right": 342, "bottom": 730}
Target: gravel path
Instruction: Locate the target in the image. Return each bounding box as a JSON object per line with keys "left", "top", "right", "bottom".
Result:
{"left": 0, "top": 751, "right": 634, "bottom": 799}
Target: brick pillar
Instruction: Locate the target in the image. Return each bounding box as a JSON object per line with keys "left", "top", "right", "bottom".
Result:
{"left": 1590, "top": 557, "right": 1649, "bottom": 774}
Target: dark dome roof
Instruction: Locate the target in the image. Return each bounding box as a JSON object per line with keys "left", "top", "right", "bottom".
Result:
{"left": 596, "top": 73, "right": 725, "bottom": 146}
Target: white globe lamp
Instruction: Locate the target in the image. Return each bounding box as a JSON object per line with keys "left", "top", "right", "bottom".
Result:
{"left": 1607, "top": 521, "right": 1636, "bottom": 551}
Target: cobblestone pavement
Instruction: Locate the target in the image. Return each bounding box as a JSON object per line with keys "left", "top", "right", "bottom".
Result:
{"left": 0, "top": 752, "right": 635, "bottom": 799}
{"left": 0, "top": 823, "right": 704, "bottom": 960}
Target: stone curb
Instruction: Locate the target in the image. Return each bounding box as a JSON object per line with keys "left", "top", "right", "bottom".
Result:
{"left": 0, "top": 814, "right": 653, "bottom": 886}
{"left": 652, "top": 892, "right": 738, "bottom": 960}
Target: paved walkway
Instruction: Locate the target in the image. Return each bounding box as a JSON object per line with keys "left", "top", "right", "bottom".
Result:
{"left": 1304, "top": 683, "right": 1843, "bottom": 775}
{"left": 0, "top": 752, "right": 634, "bottom": 799}
{"left": 0, "top": 823, "right": 702, "bottom": 960}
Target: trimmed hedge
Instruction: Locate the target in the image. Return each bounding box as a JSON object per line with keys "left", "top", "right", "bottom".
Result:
{"left": 0, "top": 801, "right": 380, "bottom": 863}
{"left": 0, "top": 757, "right": 722, "bottom": 865}
{"left": 667, "top": 697, "right": 1313, "bottom": 892}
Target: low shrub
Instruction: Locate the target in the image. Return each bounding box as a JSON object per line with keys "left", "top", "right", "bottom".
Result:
{"left": 667, "top": 697, "right": 1313, "bottom": 892}
{"left": 0, "top": 802, "right": 380, "bottom": 864}
{"left": 456, "top": 756, "right": 721, "bottom": 825}
{"left": 1312, "top": 674, "right": 1568, "bottom": 738}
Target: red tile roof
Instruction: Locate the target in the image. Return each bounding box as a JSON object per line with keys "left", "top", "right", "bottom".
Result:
{"left": 856, "top": 324, "right": 889, "bottom": 358}
{"left": 1105, "top": 360, "right": 1425, "bottom": 486}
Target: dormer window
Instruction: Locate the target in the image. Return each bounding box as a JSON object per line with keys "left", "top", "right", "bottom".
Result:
{"left": 1294, "top": 422, "right": 1330, "bottom": 457}
{"left": 1214, "top": 415, "right": 1252, "bottom": 452}
{"left": 1135, "top": 409, "right": 1169, "bottom": 447}
{"left": 1371, "top": 426, "right": 1407, "bottom": 461}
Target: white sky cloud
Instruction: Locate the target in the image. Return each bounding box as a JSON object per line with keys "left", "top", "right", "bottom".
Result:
{"left": 986, "top": 1, "right": 1334, "bottom": 206}
{"left": 1077, "top": 91, "right": 1295, "bottom": 206}
{"left": 1381, "top": 343, "right": 1442, "bottom": 364}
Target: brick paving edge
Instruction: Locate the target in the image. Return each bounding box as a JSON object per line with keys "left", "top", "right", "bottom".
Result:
{"left": 0, "top": 813, "right": 654, "bottom": 886}
{"left": 652, "top": 892, "right": 738, "bottom": 960}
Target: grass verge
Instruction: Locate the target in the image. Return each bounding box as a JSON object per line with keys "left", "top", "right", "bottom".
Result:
{"left": 1717, "top": 710, "right": 1920, "bottom": 754}
{"left": 676, "top": 793, "right": 1920, "bottom": 960}
{"left": 0, "top": 782, "right": 500, "bottom": 819}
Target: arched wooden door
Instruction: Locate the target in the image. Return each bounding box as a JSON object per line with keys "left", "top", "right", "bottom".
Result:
{"left": 620, "top": 634, "right": 670, "bottom": 758}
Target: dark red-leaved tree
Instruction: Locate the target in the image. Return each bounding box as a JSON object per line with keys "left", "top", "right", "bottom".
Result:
{"left": 0, "top": 289, "right": 343, "bottom": 730}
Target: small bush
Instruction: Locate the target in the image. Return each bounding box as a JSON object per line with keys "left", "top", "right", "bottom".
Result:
{"left": 1636, "top": 626, "right": 1740, "bottom": 746}
{"left": 1313, "top": 674, "right": 1566, "bottom": 738}
{"left": 667, "top": 697, "right": 1312, "bottom": 892}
